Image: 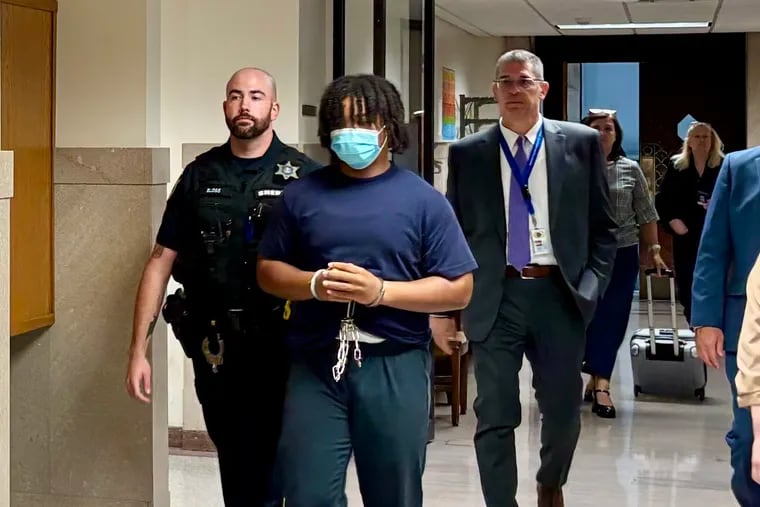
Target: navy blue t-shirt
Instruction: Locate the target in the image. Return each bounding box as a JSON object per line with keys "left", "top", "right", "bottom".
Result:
{"left": 258, "top": 163, "right": 478, "bottom": 353}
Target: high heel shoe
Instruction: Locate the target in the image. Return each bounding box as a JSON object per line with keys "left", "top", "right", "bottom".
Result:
{"left": 592, "top": 389, "right": 616, "bottom": 419}
{"left": 583, "top": 377, "right": 595, "bottom": 403}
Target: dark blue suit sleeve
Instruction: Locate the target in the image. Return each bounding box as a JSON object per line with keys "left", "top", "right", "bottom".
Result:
{"left": 586, "top": 132, "right": 618, "bottom": 295}
{"left": 446, "top": 145, "right": 461, "bottom": 223}
{"left": 691, "top": 154, "right": 732, "bottom": 329}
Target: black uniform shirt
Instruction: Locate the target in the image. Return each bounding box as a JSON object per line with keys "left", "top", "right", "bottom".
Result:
{"left": 156, "top": 133, "right": 322, "bottom": 254}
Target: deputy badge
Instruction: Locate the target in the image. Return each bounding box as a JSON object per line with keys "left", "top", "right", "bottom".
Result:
{"left": 275, "top": 161, "right": 300, "bottom": 180}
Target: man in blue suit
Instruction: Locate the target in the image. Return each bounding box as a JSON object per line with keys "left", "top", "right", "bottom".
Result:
{"left": 692, "top": 145, "right": 760, "bottom": 505}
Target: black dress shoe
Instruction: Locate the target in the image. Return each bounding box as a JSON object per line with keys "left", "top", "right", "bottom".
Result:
{"left": 537, "top": 484, "right": 564, "bottom": 507}
{"left": 592, "top": 389, "right": 616, "bottom": 419}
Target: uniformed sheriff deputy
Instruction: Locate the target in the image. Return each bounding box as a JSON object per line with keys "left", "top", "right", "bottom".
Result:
{"left": 125, "top": 67, "right": 321, "bottom": 507}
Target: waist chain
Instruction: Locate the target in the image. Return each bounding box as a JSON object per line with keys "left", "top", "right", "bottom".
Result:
{"left": 331, "top": 302, "right": 387, "bottom": 382}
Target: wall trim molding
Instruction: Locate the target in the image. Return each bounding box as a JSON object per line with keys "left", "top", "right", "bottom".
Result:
{"left": 1, "top": 0, "right": 56, "bottom": 12}
{"left": 168, "top": 427, "right": 216, "bottom": 453}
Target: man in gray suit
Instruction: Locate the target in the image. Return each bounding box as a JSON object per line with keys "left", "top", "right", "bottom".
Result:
{"left": 431, "top": 49, "right": 617, "bottom": 507}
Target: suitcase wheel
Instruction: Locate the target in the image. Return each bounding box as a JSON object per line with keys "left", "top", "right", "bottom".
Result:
{"left": 634, "top": 385, "right": 641, "bottom": 397}
{"left": 695, "top": 388, "right": 705, "bottom": 402}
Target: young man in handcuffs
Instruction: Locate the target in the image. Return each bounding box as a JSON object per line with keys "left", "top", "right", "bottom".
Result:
{"left": 256, "top": 74, "right": 477, "bottom": 507}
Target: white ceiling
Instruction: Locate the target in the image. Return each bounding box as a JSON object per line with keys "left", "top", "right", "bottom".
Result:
{"left": 435, "top": 0, "right": 760, "bottom": 37}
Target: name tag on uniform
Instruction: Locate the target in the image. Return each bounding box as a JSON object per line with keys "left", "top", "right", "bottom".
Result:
{"left": 531, "top": 227, "right": 549, "bottom": 256}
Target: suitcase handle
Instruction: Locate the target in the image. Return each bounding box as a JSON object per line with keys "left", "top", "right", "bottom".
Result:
{"left": 644, "top": 268, "right": 674, "bottom": 278}
{"left": 644, "top": 269, "right": 679, "bottom": 356}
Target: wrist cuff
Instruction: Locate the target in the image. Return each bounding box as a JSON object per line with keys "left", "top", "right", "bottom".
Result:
{"left": 310, "top": 269, "right": 325, "bottom": 301}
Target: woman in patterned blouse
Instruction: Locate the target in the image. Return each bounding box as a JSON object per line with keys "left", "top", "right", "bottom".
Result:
{"left": 580, "top": 109, "right": 668, "bottom": 418}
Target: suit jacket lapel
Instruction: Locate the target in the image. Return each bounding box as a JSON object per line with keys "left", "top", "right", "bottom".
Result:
{"left": 543, "top": 119, "right": 566, "bottom": 234}
{"left": 482, "top": 125, "right": 507, "bottom": 245}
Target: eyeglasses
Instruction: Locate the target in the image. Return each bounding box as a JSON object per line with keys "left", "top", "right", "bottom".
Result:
{"left": 493, "top": 77, "right": 543, "bottom": 90}
{"left": 587, "top": 108, "right": 617, "bottom": 116}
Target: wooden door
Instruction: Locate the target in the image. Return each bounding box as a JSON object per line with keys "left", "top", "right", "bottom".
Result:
{"left": 2, "top": 0, "right": 57, "bottom": 335}
{"left": 638, "top": 58, "right": 746, "bottom": 276}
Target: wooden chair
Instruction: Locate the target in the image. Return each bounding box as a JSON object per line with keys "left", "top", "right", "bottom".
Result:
{"left": 432, "top": 330, "right": 469, "bottom": 426}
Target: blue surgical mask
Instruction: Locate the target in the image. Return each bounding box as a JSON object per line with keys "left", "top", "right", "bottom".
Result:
{"left": 330, "top": 127, "right": 387, "bottom": 170}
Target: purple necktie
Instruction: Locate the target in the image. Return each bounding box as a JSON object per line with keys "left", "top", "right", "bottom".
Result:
{"left": 507, "top": 136, "right": 530, "bottom": 269}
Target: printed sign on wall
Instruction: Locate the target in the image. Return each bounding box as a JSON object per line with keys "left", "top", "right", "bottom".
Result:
{"left": 442, "top": 67, "right": 456, "bottom": 140}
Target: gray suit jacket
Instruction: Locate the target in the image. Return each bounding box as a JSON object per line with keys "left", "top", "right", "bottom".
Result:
{"left": 447, "top": 119, "right": 618, "bottom": 343}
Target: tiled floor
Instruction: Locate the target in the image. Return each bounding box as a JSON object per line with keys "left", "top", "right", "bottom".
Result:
{"left": 169, "top": 301, "right": 739, "bottom": 506}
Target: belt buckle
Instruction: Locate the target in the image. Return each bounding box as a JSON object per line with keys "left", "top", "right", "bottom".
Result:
{"left": 520, "top": 265, "right": 539, "bottom": 280}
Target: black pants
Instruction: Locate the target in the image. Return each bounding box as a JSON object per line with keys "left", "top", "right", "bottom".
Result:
{"left": 278, "top": 347, "right": 430, "bottom": 507}
{"left": 472, "top": 275, "right": 586, "bottom": 507}
{"left": 192, "top": 335, "right": 288, "bottom": 507}
{"left": 672, "top": 233, "right": 699, "bottom": 325}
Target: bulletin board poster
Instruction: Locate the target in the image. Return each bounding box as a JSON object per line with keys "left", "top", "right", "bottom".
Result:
{"left": 442, "top": 67, "right": 456, "bottom": 140}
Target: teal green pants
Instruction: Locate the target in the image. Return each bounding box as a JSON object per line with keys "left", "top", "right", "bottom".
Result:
{"left": 278, "top": 347, "right": 430, "bottom": 507}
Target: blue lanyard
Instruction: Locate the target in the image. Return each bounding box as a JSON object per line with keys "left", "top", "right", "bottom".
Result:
{"left": 497, "top": 125, "right": 544, "bottom": 217}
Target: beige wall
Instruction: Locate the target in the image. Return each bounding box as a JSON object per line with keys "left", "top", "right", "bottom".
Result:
{"left": 432, "top": 25, "right": 510, "bottom": 191}
{"left": 434, "top": 20, "right": 508, "bottom": 143}
{"left": 748, "top": 33, "right": 760, "bottom": 147}
{"left": 161, "top": 0, "right": 301, "bottom": 184}
{"left": 345, "top": 0, "right": 374, "bottom": 75}
{"left": 56, "top": 0, "right": 154, "bottom": 147}
{"left": 299, "top": 0, "right": 328, "bottom": 145}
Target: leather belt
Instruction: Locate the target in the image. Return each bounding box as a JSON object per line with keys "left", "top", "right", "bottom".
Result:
{"left": 505, "top": 264, "right": 559, "bottom": 279}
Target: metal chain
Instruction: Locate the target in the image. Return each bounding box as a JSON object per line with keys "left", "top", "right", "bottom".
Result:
{"left": 332, "top": 301, "right": 362, "bottom": 382}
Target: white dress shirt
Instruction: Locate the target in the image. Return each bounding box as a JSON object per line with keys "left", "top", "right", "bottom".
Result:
{"left": 499, "top": 116, "right": 558, "bottom": 266}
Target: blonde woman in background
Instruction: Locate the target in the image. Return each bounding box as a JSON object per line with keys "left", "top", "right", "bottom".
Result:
{"left": 656, "top": 121, "right": 724, "bottom": 325}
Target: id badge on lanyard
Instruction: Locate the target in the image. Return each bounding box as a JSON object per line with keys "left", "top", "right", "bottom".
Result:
{"left": 530, "top": 224, "right": 549, "bottom": 256}
{"left": 498, "top": 125, "right": 548, "bottom": 256}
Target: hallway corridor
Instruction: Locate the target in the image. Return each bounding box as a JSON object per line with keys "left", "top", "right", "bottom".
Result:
{"left": 169, "top": 301, "right": 736, "bottom": 506}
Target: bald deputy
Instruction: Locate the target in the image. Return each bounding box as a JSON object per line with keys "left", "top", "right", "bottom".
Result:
{"left": 126, "top": 67, "right": 322, "bottom": 506}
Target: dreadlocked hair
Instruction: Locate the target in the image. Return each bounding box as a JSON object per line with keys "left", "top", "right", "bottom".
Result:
{"left": 318, "top": 74, "right": 409, "bottom": 154}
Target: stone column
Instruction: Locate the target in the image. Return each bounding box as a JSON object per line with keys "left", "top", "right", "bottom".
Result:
{"left": 0, "top": 151, "right": 14, "bottom": 507}
{"left": 11, "top": 148, "right": 170, "bottom": 507}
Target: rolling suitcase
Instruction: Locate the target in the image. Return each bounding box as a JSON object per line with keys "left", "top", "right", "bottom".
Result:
{"left": 629, "top": 268, "right": 707, "bottom": 401}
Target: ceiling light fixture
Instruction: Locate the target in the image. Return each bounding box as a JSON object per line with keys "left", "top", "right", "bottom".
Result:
{"left": 556, "top": 21, "right": 711, "bottom": 30}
